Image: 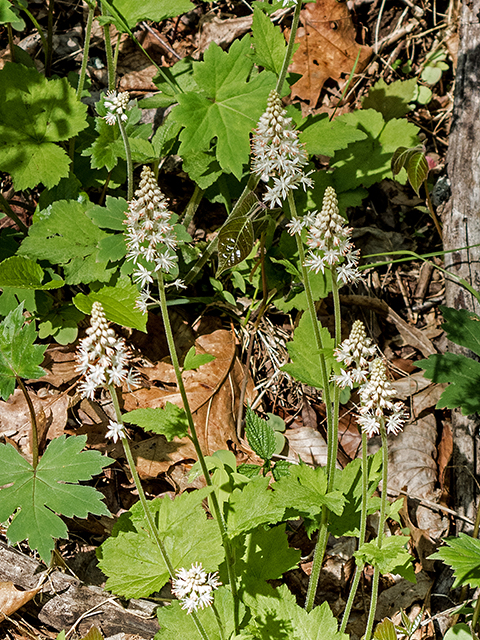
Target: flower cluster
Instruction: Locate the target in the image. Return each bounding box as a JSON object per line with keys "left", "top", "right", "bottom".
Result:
{"left": 251, "top": 90, "right": 313, "bottom": 207}
{"left": 75, "top": 301, "right": 138, "bottom": 399}
{"left": 357, "top": 359, "right": 407, "bottom": 437}
{"left": 124, "top": 166, "right": 178, "bottom": 311}
{"left": 333, "top": 321, "right": 406, "bottom": 437}
{"left": 171, "top": 563, "right": 221, "bottom": 614}
{"left": 333, "top": 320, "right": 377, "bottom": 389}
{"left": 303, "top": 187, "right": 361, "bottom": 286}
{"left": 103, "top": 90, "right": 130, "bottom": 126}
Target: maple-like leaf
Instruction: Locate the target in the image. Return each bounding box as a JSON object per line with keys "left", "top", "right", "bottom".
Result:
{"left": 0, "top": 303, "right": 46, "bottom": 400}
{"left": 245, "top": 583, "right": 348, "bottom": 639}
{"left": 123, "top": 403, "right": 189, "bottom": 441}
{"left": 98, "top": 487, "right": 223, "bottom": 598}
{"left": 18, "top": 200, "right": 115, "bottom": 285}
{"left": 0, "top": 435, "right": 111, "bottom": 562}
{"left": 430, "top": 534, "right": 480, "bottom": 589}
{"left": 0, "top": 63, "right": 88, "bottom": 189}
{"left": 171, "top": 36, "right": 276, "bottom": 179}
{"left": 355, "top": 536, "right": 415, "bottom": 582}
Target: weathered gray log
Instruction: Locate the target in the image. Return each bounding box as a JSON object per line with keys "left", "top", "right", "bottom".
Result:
{"left": 443, "top": 0, "right": 480, "bottom": 529}
{"left": 0, "top": 540, "right": 159, "bottom": 638}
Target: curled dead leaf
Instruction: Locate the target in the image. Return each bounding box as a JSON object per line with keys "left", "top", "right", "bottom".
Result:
{"left": 0, "top": 581, "right": 41, "bottom": 621}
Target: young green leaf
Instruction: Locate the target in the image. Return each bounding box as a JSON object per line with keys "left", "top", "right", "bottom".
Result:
{"left": 373, "top": 618, "right": 398, "bottom": 640}
{"left": 0, "top": 303, "right": 46, "bottom": 400}
{"left": 124, "top": 403, "right": 190, "bottom": 441}
{"left": 443, "top": 624, "right": 474, "bottom": 640}
{"left": 0, "top": 0, "right": 20, "bottom": 24}
{"left": 19, "top": 200, "right": 116, "bottom": 286}
{"left": 0, "top": 435, "right": 111, "bottom": 562}
{"left": 244, "top": 406, "right": 277, "bottom": 462}
{"left": 281, "top": 312, "right": 340, "bottom": 389}
{"left": 251, "top": 6, "right": 289, "bottom": 76}
{"left": 38, "top": 304, "right": 85, "bottom": 345}
{"left": 0, "top": 256, "right": 64, "bottom": 290}
{"left": 183, "top": 346, "right": 216, "bottom": 371}
{"left": 405, "top": 150, "right": 428, "bottom": 194}
{"left": 429, "top": 533, "right": 480, "bottom": 589}
{"left": 73, "top": 277, "right": 147, "bottom": 333}
{"left": 0, "top": 63, "right": 88, "bottom": 190}
{"left": 439, "top": 306, "right": 480, "bottom": 356}
{"left": 104, "top": 0, "right": 194, "bottom": 30}
{"left": 271, "top": 464, "right": 345, "bottom": 521}
{"left": 300, "top": 113, "right": 367, "bottom": 157}
{"left": 355, "top": 536, "right": 415, "bottom": 582}
{"left": 86, "top": 196, "right": 129, "bottom": 231}
{"left": 172, "top": 37, "right": 276, "bottom": 179}
{"left": 98, "top": 487, "right": 223, "bottom": 598}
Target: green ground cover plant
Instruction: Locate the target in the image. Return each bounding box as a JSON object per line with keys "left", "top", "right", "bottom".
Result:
{"left": 0, "top": 0, "right": 471, "bottom": 638}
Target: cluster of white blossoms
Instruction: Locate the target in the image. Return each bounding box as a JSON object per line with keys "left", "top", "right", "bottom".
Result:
{"left": 103, "top": 90, "right": 130, "bottom": 126}
{"left": 334, "top": 321, "right": 407, "bottom": 437}
{"left": 251, "top": 90, "right": 313, "bottom": 208}
{"left": 303, "top": 187, "right": 361, "bottom": 286}
{"left": 124, "top": 166, "right": 179, "bottom": 311}
{"left": 75, "top": 301, "right": 138, "bottom": 400}
{"left": 171, "top": 563, "right": 221, "bottom": 614}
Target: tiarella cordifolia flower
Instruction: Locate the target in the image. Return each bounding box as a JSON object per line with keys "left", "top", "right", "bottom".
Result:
{"left": 75, "top": 302, "right": 139, "bottom": 399}
{"left": 333, "top": 320, "right": 377, "bottom": 387}
{"left": 124, "top": 166, "right": 178, "bottom": 308}
{"left": 304, "top": 187, "right": 361, "bottom": 286}
{"left": 105, "top": 420, "right": 125, "bottom": 443}
{"left": 103, "top": 90, "right": 130, "bottom": 126}
{"left": 251, "top": 90, "right": 313, "bottom": 207}
{"left": 172, "top": 563, "right": 221, "bottom": 614}
{"left": 357, "top": 358, "right": 407, "bottom": 437}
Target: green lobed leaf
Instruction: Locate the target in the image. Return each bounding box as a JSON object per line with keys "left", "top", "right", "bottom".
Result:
{"left": 244, "top": 406, "right": 277, "bottom": 462}
{"left": 182, "top": 150, "right": 223, "bottom": 190}
{"left": 156, "top": 587, "right": 240, "bottom": 640}
{"left": 0, "top": 303, "right": 46, "bottom": 400}
{"left": 124, "top": 403, "right": 189, "bottom": 441}
{"left": 172, "top": 37, "right": 276, "bottom": 179}
{"left": 362, "top": 78, "right": 417, "bottom": 121}
{"left": 86, "top": 196, "right": 128, "bottom": 231}
{"left": 275, "top": 266, "right": 332, "bottom": 313}
{"left": 245, "top": 583, "right": 348, "bottom": 640}
{"left": 300, "top": 113, "right": 367, "bottom": 157}
{"left": 0, "top": 256, "right": 64, "bottom": 290}
{"left": 225, "top": 476, "right": 286, "bottom": 538}
{"left": 250, "top": 6, "right": 288, "bottom": 76}
{"left": 150, "top": 58, "right": 197, "bottom": 108}
{"left": 234, "top": 524, "right": 301, "bottom": 590}
{"left": 0, "top": 435, "right": 111, "bottom": 562}
{"left": 183, "top": 346, "right": 216, "bottom": 371}
{"left": 417, "top": 352, "right": 480, "bottom": 415}
{"left": 331, "top": 109, "right": 420, "bottom": 190}
{"left": 0, "top": 63, "right": 88, "bottom": 190}
{"left": 0, "top": 0, "right": 20, "bottom": 24}
{"left": 355, "top": 536, "right": 415, "bottom": 582}
{"left": 373, "top": 618, "right": 398, "bottom": 640}
{"left": 98, "top": 487, "right": 223, "bottom": 598}
{"left": 329, "top": 451, "right": 382, "bottom": 537}
{"left": 19, "top": 200, "right": 115, "bottom": 286}
{"left": 271, "top": 464, "right": 345, "bottom": 522}
{"left": 74, "top": 277, "right": 147, "bottom": 333}
{"left": 429, "top": 533, "right": 480, "bottom": 589}
{"left": 38, "top": 304, "right": 84, "bottom": 345}
{"left": 281, "top": 312, "right": 340, "bottom": 388}
{"left": 439, "top": 306, "right": 480, "bottom": 356}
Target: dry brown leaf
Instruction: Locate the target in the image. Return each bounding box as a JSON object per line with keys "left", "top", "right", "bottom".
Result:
{"left": 195, "top": 15, "right": 253, "bottom": 54}
{"left": 0, "top": 581, "right": 41, "bottom": 621}
{"left": 285, "top": 426, "right": 329, "bottom": 466}
{"left": 123, "top": 330, "right": 254, "bottom": 477}
{"left": 375, "top": 570, "right": 432, "bottom": 621}
{"left": 42, "top": 344, "right": 78, "bottom": 387}
{"left": 289, "top": 0, "right": 372, "bottom": 109}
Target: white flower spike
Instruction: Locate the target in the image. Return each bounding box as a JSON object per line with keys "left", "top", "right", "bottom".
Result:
{"left": 251, "top": 90, "right": 313, "bottom": 207}
{"left": 103, "top": 90, "right": 130, "bottom": 126}
{"left": 172, "top": 562, "right": 221, "bottom": 614}
{"left": 75, "top": 301, "right": 139, "bottom": 399}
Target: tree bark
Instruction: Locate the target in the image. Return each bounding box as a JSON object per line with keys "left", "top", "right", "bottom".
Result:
{"left": 443, "top": 0, "right": 480, "bottom": 529}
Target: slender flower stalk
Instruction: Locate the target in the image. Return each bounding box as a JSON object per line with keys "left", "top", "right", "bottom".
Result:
{"left": 124, "top": 167, "right": 238, "bottom": 633}
{"left": 102, "top": 90, "right": 134, "bottom": 200}
{"left": 76, "top": 304, "right": 212, "bottom": 640}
